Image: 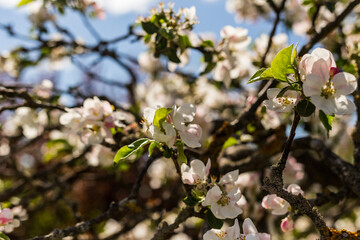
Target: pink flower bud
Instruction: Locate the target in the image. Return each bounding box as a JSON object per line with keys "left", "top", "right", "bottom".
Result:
{"left": 281, "top": 216, "right": 294, "bottom": 232}
{"left": 329, "top": 67, "right": 339, "bottom": 77}
{"left": 0, "top": 208, "right": 13, "bottom": 225}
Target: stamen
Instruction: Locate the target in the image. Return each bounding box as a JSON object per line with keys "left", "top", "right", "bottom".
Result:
{"left": 321, "top": 82, "right": 336, "bottom": 99}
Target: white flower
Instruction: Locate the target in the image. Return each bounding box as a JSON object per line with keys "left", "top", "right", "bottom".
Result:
{"left": 202, "top": 185, "right": 243, "bottom": 219}
{"left": 83, "top": 97, "right": 113, "bottom": 121}
{"left": 172, "top": 103, "right": 202, "bottom": 148}
{"left": 143, "top": 107, "right": 177, "bottom": 147}
{"left": 221, "top": 25, "right": 251, "bottom": 51}
{"left": 287, "top": 184, "right": 304, "bottom": 196}
{"left": 299, "top": 48, "right": 336, "bottom": 80}
{"left": 303, "top": 56, "right": 357, "bottom": 115}
{"left": 203, "top": 219, "right": 240, "bottom": 240}
{"left": 183, "top": 6, "right": 197, "bottom": 23}
{"left": 264, "top": 88, "right": 298, "bottom": 113}
{"left": 59, "top": 108, "right": 84, "bottom": 131}
{"left": 261, "top": 194, "right": 290, "bottom": 216}
{"left": 242, "top": 218, "right": 271, "bottom": 240}
{"left": 33, "top": 79, "right": 53, "bottom": 99}
{"left": 203, "top": 218, "right": 271, "bottom": 240}
{"left": 181, "top": 159, "right": 210, "bottom": 185}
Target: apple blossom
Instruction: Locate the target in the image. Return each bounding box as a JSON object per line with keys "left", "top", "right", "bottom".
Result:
{"left": 302, "top": 50, "right": 357, "bottom": 115}
{"left": 172, "top": 103, "right": 202, "bottom": 148}
{"left": 264, "top": 88, "right": 298, "bottom": 113}
{"left": 242, "top": 218, "right": 271, "bottom": 240}
{"left": 0, "top": 208, "right": 13, "bottom": 226}
{"left": 33, "top": 79, "right": 53, "bottom": 99}
{"left": 203, "top": 219, "right": 241, "bottom": 240}
{"left": 202, "top": 185, "right": 243, "bottom": 219}
{"left": 183, "top": 6, "right": 197, "bottom": 24}
{"left": 281, "top": 216, "right": 295, "bottom": 232}
{"left": 181, "top": 159, "right": 210, "bottom": 185}
{"left": 261, "top": 194, "right": 290, "bottom": 216}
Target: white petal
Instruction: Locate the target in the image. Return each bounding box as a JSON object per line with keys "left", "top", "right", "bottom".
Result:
{"left": 179, "top": 124, "right": 202, "bottom": 148}
{"left": 202, "top": 185, "right": 222, "bottom": 206}
{"left": 243, "top": 218, "right": 258, "bottom": 235}
{"left": 303, "top": 74, "right": 324, "bottom": 97}
{"left": 310, "top": 58, "right": 330, "bottom": 84}
{"left": 219, "top": 170, "right": 239, "bottom": 185}
{"left": 203, "top": 229, "right": 222, "bottom": 240}
{"left": 333, "top": 72, "right": 357, "bottom": 96}
{"left": 333, "top": 95, "right": 356, "bottom": 115}
{"left": 190, "top": 159, "right": 206, "bottom": 180}
{"left": 266, "top": 88, "right": 280, "bottom": 99}
{"left": 225, "top": 219, "right": 241, "bottom": 239}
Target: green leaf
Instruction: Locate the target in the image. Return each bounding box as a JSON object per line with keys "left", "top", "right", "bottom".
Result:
{"left": 296, "top": 100, "right": 315, "bottom": 117}
{"left": 175, "top": 140, "right": 187, "bottom": 164}
{"left": 164, "top": 48, "right": 181, "bottom": 63}
{"left": 159, "top": 28, "right": 175, "bottom": 40}
{"left": 148, "top": 141, "right": 159, "bottom": 157}
{"left": 319, "top": 110, "right": 334, "bottom": 136}
{"left": 276, "top": 86, "right": 294, "bottom": 98}
{"left": 183, "top": 195, "right": 201, "bottom": 207}
{"left": 206, "top": 210, "right": 224, "bottom": 229}
{"left": 114, "top": 138, "right": 150, "bottom": 166}
{"left": 141, "top": 21, "right": 158, "bottom": 34}
{"left": 247, "top": 68, "right": 274, "bottom": 84}
{"left": 201, "top": 40, "right": 215, "bottom": 48}
{"left": 17, "top": 0, "right": 35, "bottom": 7}
{"left": 155, "top": 34, "right": 167, "bottom": 51}
{"left": 153, "top": 107, "right": 173, "bottom": 129}
{"left": 178, "top": 35, "right": 192, "bottom": 52}
{"left": 0, "top": 232, "right": 10, "bottom": 240}
{"left": 271, "top": 44, "right": 294, "bottom": 82}
{"left": 223, "top": 137, "right": 238, "bottom": 149}
{"left": 200, "top": 62, "right": 216, "bottom": 75}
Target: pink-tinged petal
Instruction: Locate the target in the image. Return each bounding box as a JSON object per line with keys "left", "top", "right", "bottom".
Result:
{"left": 303, "top": 74, "right": 323, "bottom": 96}
{"left": 0, "top": 208, "right": 13, "bottom": 225}
{"left": 179, "top": 124, "right": 202, "bottom": 148}
{"left": 226, "top": 219, "right": 241, "bottom": 239}
{"left": 202, "top": 185, "right": 222, "bottom": 207}
{"left": 281, "top": 216, "right": 295, "bottom": 232}
{"left": 205, "top": 159, "right": 211, "bottom": 177}
{"left": 181, "top": 172, "right": 194, "bottom": 185}
{"left": 261, "top": 195, "right": 270, "bottom": 209}
{"left": 312, "top": 48, "right": 336, "bottom": 68}
{"left": 271, "top": 201, "right": 290, "bottom": 215}
{"left": 190, "top": 159, "right": 206, "bottom": 181}
{"left": 245, "top": 234, "right": 259, "bottom": 240}
{"left": 287, "top": 184, "right": 304, "bottom": 196}
{"left": 333, "top": 72, "right": 357, "bottom": 96}
{"left": 243, "top": 218, "right": 258, "bottom": 235}
{"left": 257, "top": 233, "right": 272, "bottom": 240}
{"left": 310, "top": 58, "right": 330, "bottom": 84}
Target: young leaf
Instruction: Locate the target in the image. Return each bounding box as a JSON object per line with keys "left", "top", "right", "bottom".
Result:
{"left": 148, "top": 141, "right": 159, "bottom": 156}
{"left": 271, "top": 44, "right": 294, "bottom": 82}
{"left": 153, "top": 107, "right": 173, "bottom": 129}
{"left": 114, "top": 138, "right": 150, "bottom": 165}
{"left": 223, "top": 137, "right": 238, "bottom": 149}
{"left": 183, "top": 195, "right": 201, "bottom": 207}
{"left": 206, "top": 210, "right": 224, "bottom": 229}
{"left": 175, "top": 140, "right": 187, "bottom": 164}
{"left": 247, "top": 68, "right": 273, "bottom": 84}
{"left": 164, "top": 48, "right": 181, "bottom": 63}
{"left": 296, "top": 100, "right": 315, "bottom": 117}
{"left": 319, "top": 110, "right": 334, "bottom": 136}
{"left": 17, "top": 0, "right": 35, "bottom": 7}
{"left": 141, "top": 21, "right": 158, "bottom": 34}
{"left": 178, "top": 35, "right": 192, "bottom": 52}
{"left": 0, "top": 233, "right": 10, "bottom": 240}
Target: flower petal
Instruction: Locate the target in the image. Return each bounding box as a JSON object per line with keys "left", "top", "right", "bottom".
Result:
{"left": 310, "top": 58, "right": 330, "bottom": 85}
{"left": 243, "top": 218, "right": 258, "bottom": 235}
{"left": 333, "top": 72, "right": 357, "bottom": 96}
{"left": 303, "top": 74, "right": 323, "bottom": 96}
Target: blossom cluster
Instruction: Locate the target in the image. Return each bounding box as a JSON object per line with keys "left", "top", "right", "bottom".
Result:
{"left": 143, "top": 103, "right": 202, "bottom": 148}
{"left": 60, "top": 97, "right": 127, "bottom": 145}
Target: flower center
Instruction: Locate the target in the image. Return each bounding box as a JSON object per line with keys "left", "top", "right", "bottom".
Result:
{"left": 216, "top": 231, "right": 226, "bottom": 238}
{"left": 321, "top": 82, "right": 336, "bottom": 99}
{"left": 275, "top": 97, "right": 295, "bottom": 106}
{"left": 217, "top": 195, "right": 230, "bottom": 206}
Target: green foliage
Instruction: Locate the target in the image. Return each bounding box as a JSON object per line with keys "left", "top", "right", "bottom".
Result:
{"left": 271, "top": 44, "right": 295, "bottom": 82}
{"left": 175, "top": 140, "right": 187, "bottom": 164}
{"left": 248, "top": 68, "right": 274, "bottom": 84}
{"left": 223, "top": 137, "right": 238, "bottom": 149}
{"left": 183, "top": 195, "right": 201, "bottom": 207}
{"left": 17, "top": 0, "right": 35, "bottom": 7}
{"left": 148, "top": 141, "right": 160, "bottom": 156}
{"left": 113, "top": 138, "right": 150, "bottom": 166}
{"left": 141, "top": 21, "right": 159, "bottom": 34}
{"left": 205, "top": 210, "right": 224, "bottom": 229}
{"left": 0, "top": 233, "right": 10, "bottom": 240}
{"left": 296, "top": 100, "right": 315, "bottom": 117}
{"left": 201, "top": 62, "right": 217, "bottom": 75}
{"left": 153, "top": 108, "right": 173, "bottom": 129}
{"left": 43, "top": 139, "right": 73, "bottom": 162}
{"left": 319, "top": 110, "right": 334, "bottom": 136}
